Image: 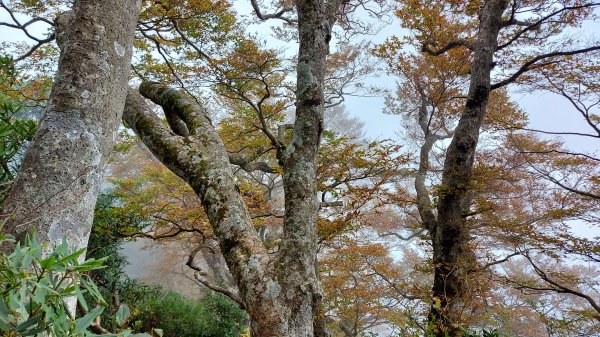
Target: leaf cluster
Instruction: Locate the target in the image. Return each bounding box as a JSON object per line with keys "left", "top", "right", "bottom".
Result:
{"left": 0, "top": 234, "right": 107, "bottom": 337}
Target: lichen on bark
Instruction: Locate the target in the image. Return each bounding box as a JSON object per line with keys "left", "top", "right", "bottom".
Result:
{"left": 1, "top": 0, "right": 141, "bottom": 254}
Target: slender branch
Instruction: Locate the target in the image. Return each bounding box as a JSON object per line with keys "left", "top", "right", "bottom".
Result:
{"left": 492, "top": 46, "right": 600, "bottom": 90}
{"left": 421, "top": 39, "right": 473, "bottom": 56}
{"left": 526, "top": 162, "right": 600, "bottom": 200}
{"left": 477, "top": 251, "right": 522, "bottom": 271}
{"left": 505, "top": 125, "right": 600, "bottom": 138}
{"left": 185, "top": 245, "right": 245, "bottom": 309}
{"left": 497, "top": 3, "right": 600, "bottom": 51}
{"left": 228, "top": 153, "right": 277, "bottom": 173}
{"left": 516, "top": 148, "right": 600, "bottom": 162}
{"left": 524, "top": 254, "right": 600, "bottom": 317}
{"left": 0, "top": 0, "right": 56, "bottom": 62}
{"left": 250, "top": 0, "right": 295, "bottom": 23}
{"left": 13, "top": 34, "right": 56, "bottom": 62}
{"left": 379, "top": 228, "right": 426, "bottom": 241}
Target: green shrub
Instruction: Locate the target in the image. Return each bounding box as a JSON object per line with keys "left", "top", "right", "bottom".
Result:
{"left": 133, "top": 291, "right": 246, "bottom": 337}
{"left": 0, "top": 233, "right": 165, "bottom": 337}
{"left": 0, "top": 233, "right": 107, "bottom": 336}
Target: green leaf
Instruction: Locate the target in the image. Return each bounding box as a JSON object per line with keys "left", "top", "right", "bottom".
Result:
{"left": 75, "top": 287, "right": 89, "bottom": 312}
{"left": 0, "top": 299, "right": 10, "bottom": 331}
{"left": 0, "top": 125, "right": 13, "bottom": 137}
{"left": 56, "top": 247, "right": 87, "bottom": 265}
{"left": 76, "top": 307, "right": 104, "bottom": 332}
{"left": 21, "top": 326, "right": 48, "bottom": 336}
{"left": 15, "top": 314, "right": 42, "bottom": 333}
{"left": 115, "top": 303, "right": 131, "bottom": 327}
{"left": 39, "top": 255, "right": 57, "bottom": 269}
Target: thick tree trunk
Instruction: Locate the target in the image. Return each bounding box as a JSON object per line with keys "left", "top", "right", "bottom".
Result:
{"left": 428, "top": 1, "right": 509, "bottom": 336}
{"left": 1, "top": 0, "right": 140, "bottom": 252}
{"left": 276, "top": 0, "right": 331, "bottom": 333}
{"left": 124, "top": 85, "right": 287, "bottom": 336}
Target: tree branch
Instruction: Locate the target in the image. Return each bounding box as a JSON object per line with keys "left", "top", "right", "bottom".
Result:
{"left": 186, "top": 245, "right": 246, "bottom": 309}
{"left": 379, "top": 228, "right": 426, "bottom": 241}
{"left": 250, "top": 0, "right": 295, "bottom": 23}
{"left": 524, "top": 254, "right": 600, "bottom": 317}
{"left": 0, "top": 0, "right": 56, "bottom": 62}
{"left": 492, "top": 46, "right": 600, "bottom": 90}
{"left": 228, "top": 153, "right": 278, "bottom": 173}
{"left": 421, "top": 39, "right": 473, "bottom": 56}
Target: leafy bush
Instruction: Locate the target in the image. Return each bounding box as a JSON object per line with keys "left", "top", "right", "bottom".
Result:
{"left": 0, "top": 233, "right": 166, "bottom": 337}
{"left": 0, "top": 234, "right": 106, "bottom": 336}
{"left": 133, "top": 291, "right": 246, "bottom": 337}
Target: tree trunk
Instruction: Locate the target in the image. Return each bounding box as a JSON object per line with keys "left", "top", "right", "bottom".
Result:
{"left": 1, "top": 0, "right": 140, "bottom": 252}
{"left": 124, "top": 84, "right": 294, "bottom": 336}
{"left": 276, "top": 0, "right": 331, "bottom": 333}
{"left": 428, "top": 1, "right": 509, "bottom": 336}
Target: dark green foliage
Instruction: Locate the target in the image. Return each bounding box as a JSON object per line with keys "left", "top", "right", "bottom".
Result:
{"left": 133, "top": 291, "right": 246, "bottom": 337}
{"left": 0, "top": 55, "right": 38, "bottom": 203}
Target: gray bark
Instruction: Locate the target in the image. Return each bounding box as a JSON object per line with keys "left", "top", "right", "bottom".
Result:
{"left": 1, "top": 0, "right": 140, "bottom": 253}
{"left": 276, "top": 0, "right": 331, "bottom": 334}
{"left": 124, "top": 83, "right": 288, "bottom": 335}
{"left": 428, "top": 1, "right": 509, "bottom": 336}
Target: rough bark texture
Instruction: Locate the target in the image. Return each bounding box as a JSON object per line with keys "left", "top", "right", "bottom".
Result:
{"left": 276, "top": 0, "right": 330, "bottom": 334}
{"left": 1, "top": 0, "right": 140, "bottom": 252}
{"left": 428, "top": 1, "right": 509, "bottom": 336}
{"left": 124, "top": 85, "right": 288, "bottom": 336}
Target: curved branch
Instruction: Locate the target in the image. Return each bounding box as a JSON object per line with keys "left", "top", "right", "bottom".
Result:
{"left": 186, "top": 245, "right": 246, "bottom": 309}
{"left": 228, "top": 153, "right": 277, "bottom": 173}
{"left": 250, "top": 0, "right": 295, "bottom": 23}
{"left": 421, "top": 39, "right": 473, "bottom": 56}
{"left": 524, "top": 254, "right": 600, "bottom": 317}
{"left": 492, "top": 46, "right": 600, "bottom": 90}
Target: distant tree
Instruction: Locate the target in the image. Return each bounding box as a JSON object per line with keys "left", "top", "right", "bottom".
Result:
{"left": 377, "top": 0, "right": 600, "bottom": 335}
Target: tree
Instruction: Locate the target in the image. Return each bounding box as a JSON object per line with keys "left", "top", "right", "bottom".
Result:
{"left": 377, "top": 1, "right": 600, "bottom": 335}
{"left": 0, "top": 0, "right": 141, "bottom": 257}
{"left": 116, "top": 0, "right": 369, "bottom": 332}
